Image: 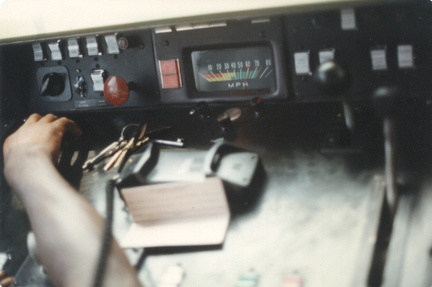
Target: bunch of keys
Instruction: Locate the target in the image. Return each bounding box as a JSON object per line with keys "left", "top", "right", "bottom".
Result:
{"left": 82, "top": 123, "right": 149, "bottom": 171}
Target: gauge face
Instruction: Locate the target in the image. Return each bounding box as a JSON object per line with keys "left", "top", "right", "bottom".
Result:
{"left": 191, "top": 46, "right": 276, "bottom": 93}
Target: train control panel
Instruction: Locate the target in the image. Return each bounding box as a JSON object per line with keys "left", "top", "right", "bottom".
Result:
{"left": 0, "top": 0, "right": 432, "bottom": 286}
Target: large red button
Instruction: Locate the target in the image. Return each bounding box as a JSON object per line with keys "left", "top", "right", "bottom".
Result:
{"left": 103, "top": 76, "right": 129, "bottom": 106}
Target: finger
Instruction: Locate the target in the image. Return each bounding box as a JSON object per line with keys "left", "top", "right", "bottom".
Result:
{"left": 38, "top": 114, "right": 58, "bottom": 123}
{"left": 54, "top": 117, "right": 83, "bottom": 137}
{"left": 24, "top": 113, "right": 42, "bottom": 124}
{"left": 0, "top": 270, "right": 6, "bottom": 279}
{"left": 0, "top": 276, "right": 14, "bottom": 286}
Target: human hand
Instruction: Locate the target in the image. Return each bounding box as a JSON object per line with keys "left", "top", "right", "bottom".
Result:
{"left": 3, "top": 114, "right": 82, "bottom": 186}
{"left": 0, "top": 270, "right": 14, "bottom": 287}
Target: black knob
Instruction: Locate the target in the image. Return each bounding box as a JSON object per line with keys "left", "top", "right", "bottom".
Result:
{"left": 314, "top": 61, "right": 349, "bottom": 96}
{"left": 40, "top": 73, "right": 65, "bottom": 97}
{"left": 372, "top": 86, "right": 401, "bottom": 118}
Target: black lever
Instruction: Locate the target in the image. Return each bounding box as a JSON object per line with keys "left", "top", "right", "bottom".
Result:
{"left": 40, "top": 72, "right": 65, "bottom": 97}
{"left": 314, "top": 60, "right": 354, "bottom": 131}
{"left": 373, "top": 86, "right": 401, "bottom": 213}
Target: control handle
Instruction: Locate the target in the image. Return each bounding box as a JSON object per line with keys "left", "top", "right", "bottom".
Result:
{"left": 373, "top": 86, "right": 401, "bottom": 213}
{"left": 314, "top": 61, "right": 354, "bottom": 131}
{"left": 40, "top": 73, "right": 65, "bottom": 97}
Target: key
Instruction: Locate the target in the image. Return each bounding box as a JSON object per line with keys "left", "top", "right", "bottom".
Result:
{"left": 135, "top": 123, "right": 148, "bottom": 142}
{"left": 136, "top": 136, "right": 150, "bottom": 147}
{"left": 103, "top": 146, "right": 124, "bottom": 171}
{"left": 82, "top": 141, "right": 119, "bottom": 170}
{"left": 114, "top": 137, "right": 137, "bottom": 170}
{"left": 86, "top": 123, "right": 139, "bottom": 171}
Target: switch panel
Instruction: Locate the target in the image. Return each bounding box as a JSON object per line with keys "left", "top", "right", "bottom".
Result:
{"left": 28, "top": 31, "right": 159, "bottom": 113}
{"left": 16, "top": 2, "right": 432, "bottom": 113}
{"left": 285, "top": 3, "right": 431, "bottom": 101}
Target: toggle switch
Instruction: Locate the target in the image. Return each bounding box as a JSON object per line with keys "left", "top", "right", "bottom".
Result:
{"left": 104, "top": 35, "right": 120, "bottom": 54}
{"left": 67, "top": 38, "right": 81, "bottom": 58}
{"left": 48, "top": 41, "right": 63, "bottom": 61}
{"left": 90, "top": 69, "right": 106, "bottom": 92}
{"left": 86, "top": 36, "right": 100, "bottom": 56}
{"left": 32, "top": 43, "right": 46, "bottom": 62}
{"left": 74, "top": 76, "right": 87, "bottom": 97}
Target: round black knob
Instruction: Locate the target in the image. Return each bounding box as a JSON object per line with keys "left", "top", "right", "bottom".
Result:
{"left": 40, "top": 73, "right": 65, "bottom": 97}
{"left": 372, "top": 86, "right": 400, "bottom": 118}
{"left": 314, "top": 61, "right": 350, "bottom": 96}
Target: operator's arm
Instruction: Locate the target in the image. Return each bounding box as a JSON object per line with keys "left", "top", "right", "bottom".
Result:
{"left": 3, "top": 114, "right": 140, "bottom": 287}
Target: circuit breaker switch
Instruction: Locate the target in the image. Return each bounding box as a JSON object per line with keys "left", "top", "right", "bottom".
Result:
{"left": 104, "top": 35, "right": 120, "bottom": 54}
{"left": 86, "top": 36, "right": 100, "bottom": 56}
{"left": 32, "top": 43, "right": 45, "bottom": 62}
{"left": 67, "top": 38, "right": 81, "bottom": 58}
{"left": 90, "top": 69, "right": 106, "bottom": 92}
{"left": 48, "top": 41, "right": 63, "bottom": 61}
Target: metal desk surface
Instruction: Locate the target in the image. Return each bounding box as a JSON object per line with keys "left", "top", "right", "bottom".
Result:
{"left": 5, "top": 103, "right": 388, "bottom": 286}
{"left": 74, "top": 103, "right": 385, "bottom": 287}
{"left": 80, "top": 151, "right": 384, "bottom": 287}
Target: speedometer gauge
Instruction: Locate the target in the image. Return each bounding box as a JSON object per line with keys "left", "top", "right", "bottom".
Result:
{"left": 191, "top": 46, "right": 276, "bottom": 93}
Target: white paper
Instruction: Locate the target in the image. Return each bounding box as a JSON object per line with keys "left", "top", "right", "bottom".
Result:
{"left": 120, "top": 177, "right": 230, "bottom": 248}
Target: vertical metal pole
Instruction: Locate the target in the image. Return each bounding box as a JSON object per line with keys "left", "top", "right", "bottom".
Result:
{"left": 383, "top": 117, "right": 397, "bottom": 213}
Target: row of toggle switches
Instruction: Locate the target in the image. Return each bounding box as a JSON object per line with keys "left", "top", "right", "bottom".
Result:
{"left": 293, "top": 44, "right": 415, "bottom": 75}
{"left": 32, "top": 34, "right": 128, "bottom": 62}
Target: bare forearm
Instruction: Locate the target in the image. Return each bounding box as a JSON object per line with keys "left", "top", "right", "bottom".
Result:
{"left": 6, "top": 152, "right": 139, "bottom": 287}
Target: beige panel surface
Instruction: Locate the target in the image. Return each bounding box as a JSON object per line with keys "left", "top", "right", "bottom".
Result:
{"left": 0, "top": 0, "right": 384, "bottom": 43}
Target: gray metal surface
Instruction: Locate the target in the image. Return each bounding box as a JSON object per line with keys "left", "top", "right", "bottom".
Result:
{"left": 78, "top": 148, "right": 385, "bottom": 286}
{"left": 383, "top": 182, "right": 432, "bottom": 287}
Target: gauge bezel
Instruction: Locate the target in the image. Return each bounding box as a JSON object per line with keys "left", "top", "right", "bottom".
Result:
{"left": 184, "top": 42, "right": 279, "bottom": 99}
{"left": 190, "top": 44, "right": 277, "bottom": 95}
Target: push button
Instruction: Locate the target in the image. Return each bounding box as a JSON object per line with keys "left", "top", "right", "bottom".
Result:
{"left": 159, "top": 59, "right": 182, "bottom": 89}
{"left": 103, "top": 76, "right": 129, "bottom": 106}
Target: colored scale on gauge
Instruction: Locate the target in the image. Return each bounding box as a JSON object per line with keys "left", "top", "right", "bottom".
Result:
{"left": 199, "top": 66, "right": 272, "bottom": 82}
